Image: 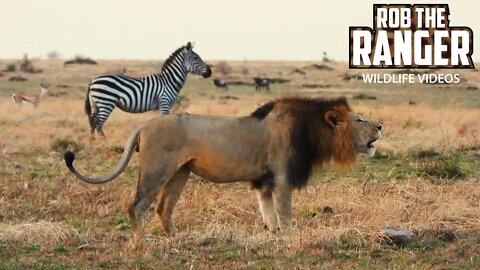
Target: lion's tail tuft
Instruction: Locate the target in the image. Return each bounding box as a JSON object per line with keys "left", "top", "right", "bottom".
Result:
{"left": 64, "top": 151, "right": 75, "bottom": 171}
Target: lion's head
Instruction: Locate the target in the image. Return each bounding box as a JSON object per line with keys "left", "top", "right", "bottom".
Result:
{"left": 252, "top": 96, "right": 382, "bottom": 189}
{"left": 323, "top": 109, "right": 382, "bottom": 158}
{"left": 348, "top": 112, "right": 382, "bottom": 156}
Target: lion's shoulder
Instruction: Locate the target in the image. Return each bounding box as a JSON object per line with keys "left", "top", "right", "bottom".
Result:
{"left": 250, "top": 97, "right": 351, "bottom": 120}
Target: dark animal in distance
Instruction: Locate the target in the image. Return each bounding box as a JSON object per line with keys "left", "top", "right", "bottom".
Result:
{"left": 213, "top": 79, "right": 228, "bottom": 91}
{"left": 254, "top": 77, "right": 270, "bottom": 92}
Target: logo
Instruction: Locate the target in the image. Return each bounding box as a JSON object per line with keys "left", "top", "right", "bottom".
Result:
{"left": 349, "top": 4, "right": 474, "bottom": 69}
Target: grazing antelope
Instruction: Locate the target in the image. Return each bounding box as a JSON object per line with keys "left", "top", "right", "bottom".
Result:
{"left": 11, "top": 83, "right": 49, "bottom": 109}
{"left": 213, "top": 78, "right": 228, "bottom": 91}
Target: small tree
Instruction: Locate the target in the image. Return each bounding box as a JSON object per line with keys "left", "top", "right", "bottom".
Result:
{"left": 216, "top": 61, "right": 232, "bottom": 76}
{"left": 19, "top": 54, "right": 33, "bottom": 72}
{"left": 4, "top": 63, "right": 16, "bottom": 72}
{"left": 47, "top": 51, "right": 60, "bottom": 59}
{"left": 19, "top": 54, "right": 42, "bottom": 73}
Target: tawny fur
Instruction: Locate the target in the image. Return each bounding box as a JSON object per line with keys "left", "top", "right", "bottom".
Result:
{"left": 64, "top": 97, "right": 382, "bottom": 239}
{"left": 12, "top": 83, "right": 49, "bottom": 109}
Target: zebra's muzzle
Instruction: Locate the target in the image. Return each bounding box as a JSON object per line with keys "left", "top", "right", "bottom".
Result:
{"left": 202, "top": 65, "right": 212, "bottom": 78}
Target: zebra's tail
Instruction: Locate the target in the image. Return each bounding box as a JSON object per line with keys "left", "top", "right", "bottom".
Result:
{"left": 84, "top": 83, "right": 92, "bottom": 116}
{"left": 64, "top": 125, "right": 143, "bottom": 184}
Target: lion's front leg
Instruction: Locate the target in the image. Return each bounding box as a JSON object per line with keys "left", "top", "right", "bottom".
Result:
{"left": 271, "top": 177, "right": 294, "bottom": 231}
{"left": 256, "top": 190, "right": 279, "bottom": 231}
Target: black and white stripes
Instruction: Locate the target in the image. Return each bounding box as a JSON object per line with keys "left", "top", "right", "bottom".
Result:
{"left": 85, "top": 42, "right": 211, "bottom": 137}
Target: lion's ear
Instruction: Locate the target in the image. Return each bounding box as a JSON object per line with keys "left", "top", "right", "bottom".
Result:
{"left": 325, "top": 110, "right": 341, "bottom": 129}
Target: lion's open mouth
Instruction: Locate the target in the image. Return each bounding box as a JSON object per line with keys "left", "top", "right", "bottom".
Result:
{"left": 367, "top": 137, "right": 379, "bottom": 148}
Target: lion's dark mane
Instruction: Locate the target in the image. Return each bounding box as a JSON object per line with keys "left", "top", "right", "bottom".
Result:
{"left": 250, "top": 97, "right": 355, "bottom": 190}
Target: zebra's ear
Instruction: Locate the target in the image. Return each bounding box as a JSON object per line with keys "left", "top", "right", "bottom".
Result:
{"left": 186, "top": 42, "right": 193, "bottom": 51}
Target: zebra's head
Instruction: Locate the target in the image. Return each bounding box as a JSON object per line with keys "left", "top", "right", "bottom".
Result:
{"left": 183, "top": 42, "right": 212, "bottom": 78}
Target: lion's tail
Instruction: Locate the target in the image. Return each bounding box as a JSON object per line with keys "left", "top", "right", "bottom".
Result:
{"left": 64, "top": 125, "right": 143, "bottom": 184}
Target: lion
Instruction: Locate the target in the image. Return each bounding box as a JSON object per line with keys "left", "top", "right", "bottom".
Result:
{"left": 64, "top": 97, "right": 382, "bottom": 238}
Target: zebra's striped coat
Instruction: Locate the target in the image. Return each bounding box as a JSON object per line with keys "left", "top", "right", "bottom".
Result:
{"left": 86, "top": 42, "right": 211, "bottom": 137}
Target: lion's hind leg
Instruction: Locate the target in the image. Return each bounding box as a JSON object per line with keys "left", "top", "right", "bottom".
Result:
{"left": 256, "top": 190, "right": 279, "bottom": 231}
{"left": 128, "top": 159, "right": 181, "bottom": 241}
{"left": 156, "top": 166, "right": 190, "bottom": 236}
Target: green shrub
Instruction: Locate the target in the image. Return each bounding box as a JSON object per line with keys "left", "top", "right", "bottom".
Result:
{"left": 51, "top": 139, "right": 83, "bottom": 153}
{"left": 353, "top": 93, "right": 377, "bottom": 100}
{"left": 4, "top": 63, "right": 16, "bottom": 72}
{"left": 418, "top": 156, "right": 469, "bottom": 180}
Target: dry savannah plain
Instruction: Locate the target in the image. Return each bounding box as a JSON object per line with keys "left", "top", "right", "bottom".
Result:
{"left": 0, "top": 57, "right": 479, "bottom": 269}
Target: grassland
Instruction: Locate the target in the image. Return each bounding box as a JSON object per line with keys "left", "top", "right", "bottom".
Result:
{"left": 0, "top": 59, "right": 479, "bottom": 269}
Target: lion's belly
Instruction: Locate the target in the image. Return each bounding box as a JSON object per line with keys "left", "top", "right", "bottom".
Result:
{"left": 188, "top": 156, "right": 267, "bottom": 183}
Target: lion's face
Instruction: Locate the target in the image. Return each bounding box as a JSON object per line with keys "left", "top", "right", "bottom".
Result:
{"left": 348, "top": 112, "right": 382, "bottom": 156}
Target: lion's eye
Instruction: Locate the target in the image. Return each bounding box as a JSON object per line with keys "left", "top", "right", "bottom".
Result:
{"left": 356, "top": 118, "right": 366, "bottom": 123}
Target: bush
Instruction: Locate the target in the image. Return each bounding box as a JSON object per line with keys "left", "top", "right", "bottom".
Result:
{"left": 417, "top": 155, "right": 469, "bottom": 181}
{"left": 215, "top": 61, "right": 232, "bottom": 76}
{"left": 8, "top": 76, "right": 28, "bottom": 82}
{"left": 302, "top": 83, "right": 332, "bottom": 89}
{"left": 108, "top": 145, "right": 124, "bottom": 154}
{"left": 269, "top": 77, "right": 289, "bottom": 84}
{"left": 310, "top": 64, "right": 333, "bottom": 71}
{"left": 4, "top": 63, "right": 16, "bottom": 72}
{"left": 410, "top": 149, "right": 440, "bottom": 159}
{"left": 353, "top": 93, "right": 377, "bottom": 100}
{"left": 64, "top": 55, "right": 97, "bottom": 65}
{"left": 291, "top": 68, "right": 306, "bottom": 75}
{"left": 342, "top": 73, "right": 361, "bottom": 81}
{"left": 19, "top": 54, "right": 42, "bottom": 73}
{"left": 51, "top": 139, "right": 84, "bottom": 153}
{"left": 47, "top": 51, "right": 60, "bottom": 59}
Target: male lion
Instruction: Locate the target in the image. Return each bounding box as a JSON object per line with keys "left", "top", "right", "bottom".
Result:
{"left": 64, "top": 97, "right": 382, "bottom": 238}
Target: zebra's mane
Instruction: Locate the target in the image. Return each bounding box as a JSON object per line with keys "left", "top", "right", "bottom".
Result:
{"left": 161, "top": 45, "right": 187, "bottom": 71}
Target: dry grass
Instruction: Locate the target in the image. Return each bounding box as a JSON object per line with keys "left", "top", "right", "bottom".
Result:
{"left": 355, "top": 104, "right": 480, "bottom": 154}
{"left": 0, "top": 60, "right": 479, "bottom": 269}
{"left": 0, "top": 221, "right": 79, "bottom": 246}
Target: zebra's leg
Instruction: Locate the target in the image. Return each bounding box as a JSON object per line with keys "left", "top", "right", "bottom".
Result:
{"left": 128, "top": 154, "right": 181, "bottom": 240}
{"left": 95, "top": 124, "right": 106, "bottom": 138}
{"left": 94, "top": 105, "right": 114, "bottom": 138}
{"left": 156, "top": 166, "right": 190, "bottom": 236}
{"left": 89, "top": 113, "right": 97, "bottom": 140}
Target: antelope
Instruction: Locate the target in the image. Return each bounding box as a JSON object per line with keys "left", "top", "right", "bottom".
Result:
{"left": 11, "top": 83, "right": 49, "bottom": 109}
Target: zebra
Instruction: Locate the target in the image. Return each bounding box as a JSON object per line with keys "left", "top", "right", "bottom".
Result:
{"left": 253, "top": 77, "right": 270, "bottom": 92}
{"left": 85, "top": 42, "right": 211, "bottom": 138}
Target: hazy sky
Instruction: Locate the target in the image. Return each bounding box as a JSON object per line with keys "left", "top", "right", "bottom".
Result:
{"left": 0, "top": 0, "right": 478, "bottom": 61}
